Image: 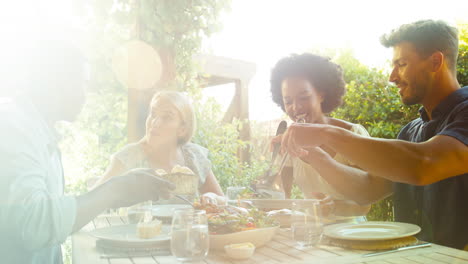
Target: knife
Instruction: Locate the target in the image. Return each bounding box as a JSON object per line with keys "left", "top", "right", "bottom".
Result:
{"left": 101, "top": 253, "right": 170, "bottom": 259}
{"left": 362, "top": 242, "right": 431, "bottom": 258}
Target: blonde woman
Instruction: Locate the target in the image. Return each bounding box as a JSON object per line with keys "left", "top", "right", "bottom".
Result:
{"left": 95, "top": 91, "right": 224, "bottom": 204}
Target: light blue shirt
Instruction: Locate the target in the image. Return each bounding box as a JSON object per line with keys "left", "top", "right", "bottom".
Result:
{"left": 0, "top": 96, "right": 77, "bottom": 264}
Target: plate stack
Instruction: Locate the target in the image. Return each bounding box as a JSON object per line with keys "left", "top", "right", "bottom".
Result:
{"left": 90, "top": 224, "right": 171, "bottom": 256}
{"left": 322, "top": 221, "right": 421, "bottom": 250}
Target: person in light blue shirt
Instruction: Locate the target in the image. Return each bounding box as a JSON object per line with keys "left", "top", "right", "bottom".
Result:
{"left": 0, "top": 40, "right": 175, "bottom": 263}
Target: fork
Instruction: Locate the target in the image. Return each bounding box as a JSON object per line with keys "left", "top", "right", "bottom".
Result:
{"left": 263, "top": 120, "right": 288, "bottom": 178}
{"left": 264, "top": 116, "right": 306, "bottom": 186}
{"left": 175, "top": 194, "right": 195, "bottom": 208}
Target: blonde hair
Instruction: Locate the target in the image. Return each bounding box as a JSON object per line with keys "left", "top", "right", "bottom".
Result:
{"left": 150, "top": 91, "right": 196, "bottom": 145}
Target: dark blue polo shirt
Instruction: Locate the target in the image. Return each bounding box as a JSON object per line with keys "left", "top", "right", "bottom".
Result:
{"left": 394, "top": 86, "right": 468, "bottom": 249}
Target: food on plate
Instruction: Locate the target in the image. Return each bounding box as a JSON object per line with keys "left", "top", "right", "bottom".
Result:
{"left": 194, "top": 203, "right": 278, "bottom": 235}
{"left": 136, "top": 218, "right": 162, "bottom": 239}
{"left": 171, "top": 165, "right": 194, "bottom": 174}
{"left": 224, "top": 242, "right": 255, "bottom": 259}
{"left": 193, "top": 201, "right": 224, "bottom": 214}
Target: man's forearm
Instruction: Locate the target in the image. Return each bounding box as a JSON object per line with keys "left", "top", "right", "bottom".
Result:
{"left": 72, "top": 183, "right": 115, "bottom": 232}
{"left": 302, "top": 149, "right": 392, "bottom": 205}
{"left": 322, "top": 126, "right": 428, "bottom": 185}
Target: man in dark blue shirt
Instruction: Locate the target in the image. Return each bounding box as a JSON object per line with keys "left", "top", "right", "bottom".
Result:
{"left": 277, "top": 20, "right": 468, "bottom": 249}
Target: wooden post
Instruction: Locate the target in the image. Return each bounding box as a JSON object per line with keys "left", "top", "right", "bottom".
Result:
{"left": 237, "top": 79, "right": 251, "bottom": 164}
{"left": 127, "top": 89, "right": 153, "bottom": 143}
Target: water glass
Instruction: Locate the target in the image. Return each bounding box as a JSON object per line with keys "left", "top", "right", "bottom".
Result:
{"left": 291, "top": 199, "right": 323, "bottom": 248}
{"left": 126, "top": 200, "right": 153, "bottom": 224}
{"left": 226, "top": 186, "right": 246, "bottom": 203}
{"left": 171, "top": 209, "right": 209, "bottom": 262}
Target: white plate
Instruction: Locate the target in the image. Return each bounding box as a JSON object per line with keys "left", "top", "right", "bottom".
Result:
{"left": 152, "top": 204, "right": 192, "bottom": 219}
{"left": 323, "top": 221, "right": 421, "bottom": 241}
{"left": 90, "top": 224, "right": 171, "bottom": 246}
{"left": 210, "top": 225, "right": 279, "bottom": 250}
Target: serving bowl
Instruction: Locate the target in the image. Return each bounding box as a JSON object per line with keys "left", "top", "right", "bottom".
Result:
{"left": 209, "top": 225, "right": 279, "bottom": 250}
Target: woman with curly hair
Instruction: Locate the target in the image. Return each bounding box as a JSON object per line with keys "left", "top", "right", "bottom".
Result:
{"left": 270, "top": 53, "right": 373, "bottom": 220}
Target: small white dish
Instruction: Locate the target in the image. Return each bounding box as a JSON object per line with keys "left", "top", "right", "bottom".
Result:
{"left": 210, "top": 225, "right": 279, "bottom": 250}
{"left": 224, "top": 243, "right": 255, "bottom": 260}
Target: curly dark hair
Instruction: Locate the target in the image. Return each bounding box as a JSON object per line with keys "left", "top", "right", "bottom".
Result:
{"left": 270, "top": 53, "right": 346, "bottom": 113}
{"left": 380, "top": 20, "right": 459, "bottom": 71}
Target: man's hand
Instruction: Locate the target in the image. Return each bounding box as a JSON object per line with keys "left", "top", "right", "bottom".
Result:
{"left": 280, "top": 123, "right": 327, "bottom": 157}
{"left": 107, "top": 168, "right": 176, "bottom": 208}
{"left": 73, "top": 168, "right": 175, "bottom": 232}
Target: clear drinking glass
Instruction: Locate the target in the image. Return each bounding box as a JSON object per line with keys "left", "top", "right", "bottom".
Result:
{"left": 291, "top": 199, "right": 323, "bottom": 248}
{"left": 126, "top": 200, "right": 153, "bottom": 224}
{"left": 170, "top": 209, "right": 209, "bottom": 262}
{"left": 226, "top": 186, "right": 246, "bottom": 204}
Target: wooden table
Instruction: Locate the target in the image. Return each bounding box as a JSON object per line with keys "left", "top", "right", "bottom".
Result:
{"left": 73, "top": 215, "right": 468, "bottom": 264}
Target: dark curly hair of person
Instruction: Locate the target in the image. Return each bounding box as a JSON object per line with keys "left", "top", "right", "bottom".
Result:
{"left": 270, "top": 53, "right": 346, "bottom": 113}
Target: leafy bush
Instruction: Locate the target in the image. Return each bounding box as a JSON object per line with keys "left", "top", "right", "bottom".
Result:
{"left": 192, "top": 97, "right": 269, "bottom": 191}
{"left": 458, "top": 23, "right": 468, "bottom": 87}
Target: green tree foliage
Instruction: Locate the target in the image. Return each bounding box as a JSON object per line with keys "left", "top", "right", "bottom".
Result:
{"left": 457, "top": 23, "right": 468, "bottom": 87}
{"left": 192, "top": 97, "right": 268, "bottom": 191}
{"left": 91, "top": 0, "right": 231, "bottom": 91}
{"left": 332, "top": 50, "right": 419, "bottom": 139}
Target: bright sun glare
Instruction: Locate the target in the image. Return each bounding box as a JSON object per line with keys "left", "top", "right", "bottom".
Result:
{"left": 0, "top": 1, "right": 79, "bottom": 94}
{"left": 203, "top": 0, "right": 468, "bottom": 121}
{"left": 1, "top": 0, "right": 467, "bottom": 121}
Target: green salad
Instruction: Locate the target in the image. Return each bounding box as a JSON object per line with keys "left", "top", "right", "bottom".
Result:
{"left": 207, "top": 206, "right": 278, "bottom": 235}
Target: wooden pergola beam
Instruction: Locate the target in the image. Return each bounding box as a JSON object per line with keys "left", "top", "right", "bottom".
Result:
{"left": 195, "top": 54, "right": 256, "bottom": 163}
